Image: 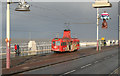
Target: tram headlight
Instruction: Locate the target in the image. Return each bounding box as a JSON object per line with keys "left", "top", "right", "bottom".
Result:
{"left": 54, "top": 46, "right": 57, "bottom": 48}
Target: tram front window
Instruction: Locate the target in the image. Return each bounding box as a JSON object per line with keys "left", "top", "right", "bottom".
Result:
{"left": 55, "top": 41, "right": 60, "bottom": 46}
{"left": 53, "top": 41, "right": 55, "bottom": 46}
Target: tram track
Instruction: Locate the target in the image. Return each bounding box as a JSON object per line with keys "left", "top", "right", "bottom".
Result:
{"left": 2, "top": 46, "right": 116, "bottom": 68}
{"left": 2, "top": 48, "right": 85, "bottom": 68}
{"left": 20, "top": 46, "right": 118, "bottom": 75}
{"left": 21, "top": 47, "right": 118, "bottom": 74}
{"left": 22, "top": 46, "right": 117, "bottom": 66}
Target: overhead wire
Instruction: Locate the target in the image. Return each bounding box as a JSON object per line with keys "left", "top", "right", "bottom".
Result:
{"left": 29, "top": 4, "right": 70, "bottom": 21}
{"left": 31, "top": 3, "right": 92, "bottom": 21}
{"left": 31, "top": 4, "right": 70, "bottom": 18}
{"left": 2, "top": 2, "right": 96, "bottom": 25}
{"left": 2, "top": 3, "right": 60, "bottom": 21}
{"left": 2, "top": 2, "right": 119, "bottom": 39}
{"left": 31, "top": 4, "right": 93, "bottom": 22}
{"left": 2, "top": 5, "right": 117, "bottom": 30}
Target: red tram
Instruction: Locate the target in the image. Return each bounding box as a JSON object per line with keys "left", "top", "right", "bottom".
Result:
{"left": 51, "top": 29, "right": 80, "bottom": 52}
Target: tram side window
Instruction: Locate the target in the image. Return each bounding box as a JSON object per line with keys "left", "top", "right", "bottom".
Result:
{"left": 65, "top": 42, "right": 66, "bottom": 45}
{"left": 61, "top": 42, "right": 63, "bottom": 46}
{"left": 61, "top": 43, "right": 63, "bottom": 46}
{"left": 61, "top": 42, "right": 66, "bottom": 46}
{"left": 77, "top": 42, "right": 79, "bottom": 45}
{"left": 69, "top": 42, "right": 72, "bottom": 45}
{"left": 56, "top": 41, "right": 60, "bottom": 46}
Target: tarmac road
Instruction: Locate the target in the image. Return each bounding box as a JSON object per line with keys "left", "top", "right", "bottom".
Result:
{"left": 23, "top": 47, "right": 118, "bottom": 75}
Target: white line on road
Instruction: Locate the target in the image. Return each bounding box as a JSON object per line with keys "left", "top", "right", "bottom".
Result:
{"left": 107, "top": 57, "right": 110, "bottom": 58}
{"left": 82, "top": 55, "right": 87, "bottom": 57}
{"left": 104, "top": 56, "right": 111, "bottom": 60}
{"left": 110, "top": 67, "right": 119, "bottom": 75}
{"left": 104, "top": 57, "right": 108, "bottom": 59}
{"left": 94, "top": 61, "right": 98, "bottom": 63}
{"left": 80, "top": 58, "right": 83, "bottom": 59}
{"left": 64, "top": 70, "right": 76, "bottom": 74}
{"left": 81, "top": 64, "right": 92, "bottom": 69}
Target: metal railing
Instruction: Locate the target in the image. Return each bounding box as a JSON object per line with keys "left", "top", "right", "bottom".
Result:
{"left": 1, "top": 42, "right": 52, "bottom": 59}
{"left": 1, "top": 40, "right": 118, "bottom": 59}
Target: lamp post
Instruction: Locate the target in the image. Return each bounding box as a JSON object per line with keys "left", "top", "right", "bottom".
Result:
{"left": 96, "top": 8, "right": 99, "bottom": 51}
{"left": 118, "top": 16, "right": 120, "bottom": 47}
{"left": 6, "top": 0, "right": 10, "bottom": 69}
{"left": 6, "top": 0, "right": 30, "bottom": 69}
{"left": 92, "top": 0, "right": 112, "bottom": 51}
{"left": 118, "top": 1, "right": 120, "bottom": 47}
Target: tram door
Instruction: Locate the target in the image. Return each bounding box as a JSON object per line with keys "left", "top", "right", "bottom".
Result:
{"left": 69, "top": 41, "right": 72, "bottom": 50}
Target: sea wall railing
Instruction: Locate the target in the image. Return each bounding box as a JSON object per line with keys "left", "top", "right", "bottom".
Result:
{"left": 1, "top": 42, "right": 52, "bottom": 59}
{"left": 1, "top": 40, "right": 118, "bottom": 59}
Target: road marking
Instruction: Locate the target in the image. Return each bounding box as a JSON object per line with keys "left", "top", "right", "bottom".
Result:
{"left": 111, "top": 54, "right": 114, "bottom": 56}
{"left": 104, "top": 56, "right": 111, "bottom": 60}
{"left": 64, "top": 70, "right": 76, "bottom": 74}
{"left": 104, "top": 57, "right": 108, "bottom": 59}
{"left": 81, "top": 64, "right": 91, "bottom": 69}
{"left": 94, "top": 61, "right": 98, "bottom": 63}
{"left": 110, "top": 67, "right": 119, "bottom": 75}
{"left": 83, "top": 55, "right": 86, "bottom": 56}
{"left": 80, "top": 57, "right": 83, "bottom": 59}
{"left": 107, "top": 56, "right": 110, "bottom": 58}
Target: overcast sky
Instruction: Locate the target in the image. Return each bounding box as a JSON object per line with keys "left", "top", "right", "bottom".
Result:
{"left": 1, "top": 2, "right": 118, "bottom": 41}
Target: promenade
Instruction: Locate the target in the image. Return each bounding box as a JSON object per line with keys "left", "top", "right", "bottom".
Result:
{"left": 2, "top": 45, "right": 118, "bottom": 75}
